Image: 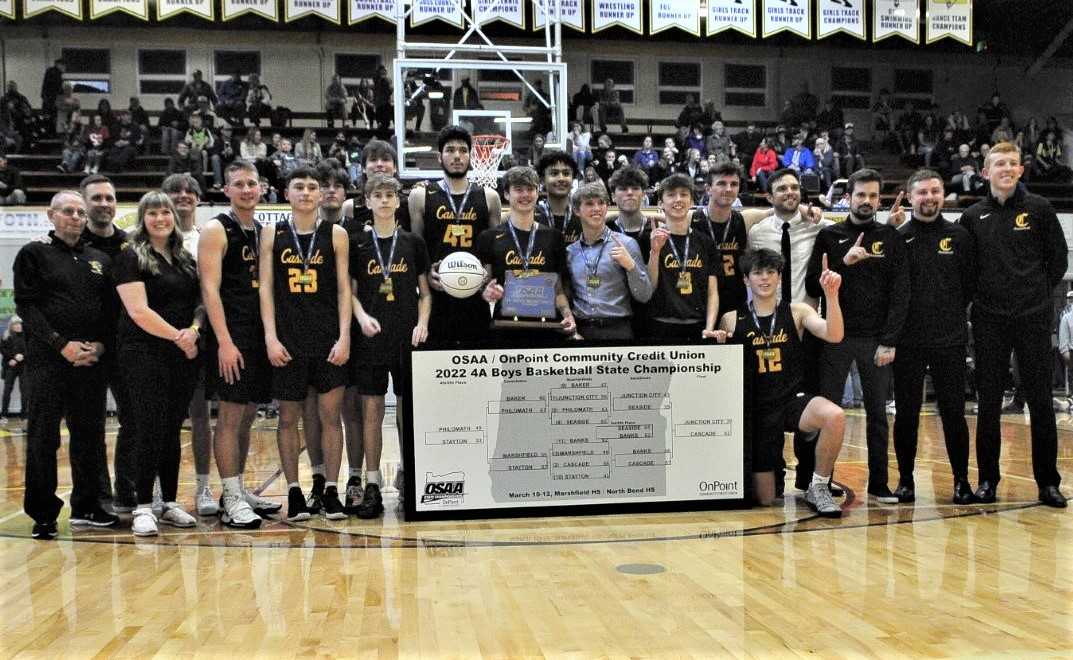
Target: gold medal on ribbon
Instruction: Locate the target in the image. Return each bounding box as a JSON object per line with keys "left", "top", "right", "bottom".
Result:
{"left": 379, "top": 277, "right": 395, "bottom": 301}
{"left": 298, "top": 271, "right": 314, "bottom": 285}
{"left": 587, "top": 275, "right": 601, "bottom": 289}
{"left": 676, "top": 271, "right": 691, "bottom": 291}
{"left": 451, "top": 224, "right": 466, "bottom": 236}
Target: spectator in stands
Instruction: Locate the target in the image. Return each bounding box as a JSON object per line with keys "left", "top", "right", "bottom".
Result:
{"left": 750, "top": 138, "right": 778, "bottom": 193}
{"left": 678, "top": 148, "right": 703, "bottom": 187}
{"left": 1035, "top": 130, "right": 1072, "bottom": 182}
{"left": 453, "top": 75, "right": 481, "bottom": 111}
{"left": 106, "top": 112, "right": 142, "bottom": 172}
{"left": 0, "top": 110, "right": 22, "bottom": 154}
{"left": 733, "top": 122, "right": 763, "bottom": 175}
{"left": 1044, "top": 115, "right": 1064, "bottom": 142}
{"left": 816, "top": 99, "right": 843, "bottom": 137}
{"left": 917, "top": 114, "right": 940, "bottom": 167}
{"left": 706, "top": 121, "right": 733, "bottom": 163}
{"left": 271, "top": 138, "right": 300, "bottom": 180}
{"left": 632, "top": 136, "right": 659, "bottom": 178}
{"left": 781, "top": 134, "right": 816, "bottom": 176}
{"left": 949, "top": 143, "right": 983, "bottom": 194}
{"left": 523, "top": 79, "right": 552, "bottom": 139}
{"left": 374, "top": 66, "right": 393, "bottom": 129}
{"left": 240, "top": 127, "right": 270, "bottom": 177}
{"left": 594, "top": 133, "right": 615, "bottom": 164}
{"left": 127, "top": 97, "right": 148, "bottom": 135}
{"left": 345, "top": 135, "right": 363, "bottom": 185}
{"left": 0, "top": 155, "right": 26, "bottom": 205}
{"left": 571, "top": 84, "right": 595, "bottom": 127}
{"left": 597, "top": 78, "right": 627, "bottom": 134}
{"left": 1023, "top": 117, "right": 1041, "bottom": 152}
{"left": 872, "top": 88, "right": 894, "bottom": 149}
{"left": 210, "top": 125, "right": 238, "bottom": 190}
{"left": 685, "top": 124, "right": 706, "bottom": 156}
{"left": 350, "top": 79, "right": 374, "bottom": 128}
{"left": 427, "top": 76, "right": 449, "bottom": 130}
{"left": 168, "top": 142, "right": 206, "bottom": 193}
{"left": 295, "top": 129, "right": 322, "bottom": 165}
{"left": 57, "top": 114, "right": 84, "bottom": 173}
{"left": 184, "top": 113, "right": 214, "bottom": 175}
{"left": 836, "top": 123, "right": 864, "bottom": 174}
{"left": 324, "top": 75, "right": 348, "bottom": 129}
{"left": 327, "top": 131, "right": 348, "bottom": 166}
{"left": 3, "top": 82, "right": 34, "bottom": 148}
{"left": 194, "top": 96, "right": 217, "bottom": 128}
{"left": 246, "top": 74, "right": 273, "bottom": 126}
{"left": 770, "top": 126, "right": 790, "bottom": 156}
{"left": 895, "top": 102, "right": 921, "bottom": 155}
{"left": 972, "top": 110, "right": 992, "bottom": 149}
{"left": 40, "top": 59, "right": 64, "bottom": 135}
{"left": 676, "top": 94, "right": 704, "bottom": 129}
{"left": 217, "top": 73, "right": 247, "bottom": 127}
{"left": 663, "top": 137, "right": 679, "bottom": 164}
{"left": 649, "top": 148, "right": 675, "bottom": 185}
{"left": 159, "top": 97, "right": 184, "bottom": 157}
{"left": 95, "top": 98, "right": 118, "bottom": 134}
{"left": 790, "top": 82, "right": 819, "bottom": 125}
{"left": 595, "top": 148, "right": 620, "bottom": 188}
{"left": 82, "top": 113, "right": 108, "bottom": 174}
{"left": 701, "top": 99, "right": 722, "bottom": 128}
{"left": 178, "top": 70, "right": 217, "bottom": 112}
{"left": 258, "top": 175, "right": 278, "bottom": 203}
{"left": 945, "top": 110, "right": 972, "bottom": 146}
{"left": 990, "top": 116, "right": 1015, "bottom": 146}
{"left": 528, "top": 134, "right": 545, "bottom": 167}
{"left": 813, "top": 136, "right": 836, "bottom": 191}
{"left": 980, "top": 92, "right": 1010, "bottom": 132}
{"left": 55, "top": 83, "right": 79, "bottom": 136}
{"left": 934, "top": 126, "right": 959, "bottom": 172}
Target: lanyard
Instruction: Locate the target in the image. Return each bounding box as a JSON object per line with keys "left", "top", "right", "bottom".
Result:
{"left": 231, "top": 210, "right": 259, "bottom": 258}
{"left": 540, "top": 200, "right": 571, "bottom": 233}
{"left": 583, "top": 229, "right": 610, "bottom": 279}
{"left": 749, "top": 301, "right": 778, "bottom": 349}
{"left": 286, "top": 218, "right": 321, "bottom": 272}
{"left": 370, "top": 225, "right": 398, "bottom": 281}
{"left": 700, "top": 208, "right": 731, "bottom": 246}
{"left": 666, "top": 230, "right": 691, "bottom": 276}
{"left": 440, "top": 180, "right": 472, "bottom": 222}
{"left": 507, "top": 218, "right": 538, "bottom": 271}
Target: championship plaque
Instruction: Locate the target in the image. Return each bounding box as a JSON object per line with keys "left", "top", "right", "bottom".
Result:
{"left": 495, "top": 270, "right": 560, "bottom": 329}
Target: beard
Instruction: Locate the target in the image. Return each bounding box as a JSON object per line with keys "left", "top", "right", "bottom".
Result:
{"left": 443, "top": 164, "right": 470, "bottom": 180}
{"left": 850, "top": 204, "right": 875, "bottom": 222}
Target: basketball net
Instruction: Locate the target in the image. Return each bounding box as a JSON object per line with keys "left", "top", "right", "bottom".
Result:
{"left": 470, "top": 135, "right": 510, "bottom": 189}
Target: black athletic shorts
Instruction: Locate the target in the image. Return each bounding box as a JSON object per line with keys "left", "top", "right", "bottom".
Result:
{"left": 356, "top": 360, "right": 404, "bottom": 396}
{"left": 208, "top": 343, "right": 272, "bottom": 405}
{"left": 752, "top": 393, "right": 814, "bottom": 473}
{"left": 272, "top": 354, "right": 348, "bottom": 401}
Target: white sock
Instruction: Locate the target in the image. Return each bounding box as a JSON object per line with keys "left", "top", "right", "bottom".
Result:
{"left": 312, "top": 464, "right": 326, "bottom": 477}
{"left": 222, "top": 476, "right": 241, "bottom": 497}
{"left": 349, "top": 467, "right": 363, "bottom": 479}
{"left": 326, "top": 482, "right": 337, "bottom": 492}
{"left": 812, "top": 473, "right": 829, "bottom": 487}
{"left": 367, "top": 470, "right": 382, "bottom": 486}
{"left": 288, "top": 481, "right": 300, "bottom": 490}
{"left": 196, "top": 474, "right": 210, "bottom": 491}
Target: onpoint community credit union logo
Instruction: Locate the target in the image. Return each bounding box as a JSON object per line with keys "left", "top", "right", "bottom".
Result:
{"left": 421, "top": 471, "right": 465, "bottom": 506}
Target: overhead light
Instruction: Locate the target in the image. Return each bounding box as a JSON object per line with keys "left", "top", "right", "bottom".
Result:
{"left": 493, "top": 117, "right": 532, "bottom": 123}
{"left": 427, "top": 91, "right": 444, "bottom": 99}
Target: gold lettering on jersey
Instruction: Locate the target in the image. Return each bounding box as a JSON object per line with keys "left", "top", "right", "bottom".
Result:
{"left": 1013, "top": 212, "right": 1031, "bottom": 230}
{"left": 280, "top": 248, "right": 326, "bottom": 266}
{"left": 938, "top": 237, "right": 954, "bottom": 254}
{"left": 663, "top": 254, "right": 704, "bottom": 270}
{"left": 88, "top": 260, "right": 104, "bottom": 275}
{"left": 750, "top": 329, "right": 789, "bottom": 346}
{"left": 504, "top": 250, "right": 547, "bottom": 267}
{"left": 435, "top": 205, "right": 478, "bottom": 222}
{"left": 367, "top": 259, "right": 409, "bottom": 276}
{"left": 870, "top": 241, "right": 885, "bottom": 256}
{"left": 719, "top": 240, "right": 740, "bottom": 251}
{"left": 241, "top": 245, "right": 256, "bottom": 262}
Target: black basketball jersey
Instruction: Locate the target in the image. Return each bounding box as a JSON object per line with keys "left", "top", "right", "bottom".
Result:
{"left": 732, "top": 299, "right": 804, "bottom": 408}
{"left": 271, "top": 220, "right": 339, "bottom": 357}
{"left": 537, "top": 200, "right": 582, "bottom": 245}
{"left": 422, "top": 181, "right": 491, "bottom": 262}
{"left": 217, "top": 212, "right": 263, "bottom": 347}
{"left": 691, "top": 208, "right": 748, "bottom": 317}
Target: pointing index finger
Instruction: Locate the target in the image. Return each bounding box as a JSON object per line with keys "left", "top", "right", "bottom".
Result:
{"left": 854, "top": 232, "right": 864, "bottom": 247}
{"left": 822, "top": 252, "right": 829, "bottom": 272}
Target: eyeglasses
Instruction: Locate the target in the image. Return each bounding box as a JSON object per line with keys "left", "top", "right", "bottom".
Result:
{"left": 53, "top": 206, "right": 87, "bottom": 217}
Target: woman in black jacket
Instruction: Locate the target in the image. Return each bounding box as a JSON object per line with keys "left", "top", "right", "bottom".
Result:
{"left": 1, "top": 316, "right": 26, "bottom": 420}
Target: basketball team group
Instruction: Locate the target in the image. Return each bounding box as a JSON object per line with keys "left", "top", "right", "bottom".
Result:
{"left": 14, "top": 124, "right": 1068, "bottom": 540}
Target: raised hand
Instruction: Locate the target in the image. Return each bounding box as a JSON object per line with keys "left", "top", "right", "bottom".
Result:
{"left": 804, "top": 203, "right": 823, "bottom": 225}
{"left": 887, "top": 190, "right": 907, "bottom": 227}
{"left": 819, "top": 253, "right": 842, "bottom": 296}
{"left": 842, "top": 232, "right": 872, "bottom": 266}
{"left": 608, "top": 232, "right": 635, "bottom": 271}
{"left": 649, "top": 227, "right": 670, "bottom": 254}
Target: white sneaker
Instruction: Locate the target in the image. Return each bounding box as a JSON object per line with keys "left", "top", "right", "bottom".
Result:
{"left": 196, "top": 486, "right": 219, "bottom": 516}
{"left": 132, "top": 507, "right": 159, "bottom": 536}
{"left": 243, "top": 489, "right": 282, "bottom": 515}
{"left": 159, "top": 503, "right": 196, "bottom": 528}
{"left": 221, "top": 493, "right": 262, "bottom": 529}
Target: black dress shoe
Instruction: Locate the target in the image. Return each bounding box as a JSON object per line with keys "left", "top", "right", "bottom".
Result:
{"left": 952, "top": 480, "right": 976, "bottom": 504}
{"left": 1038, "top": 485, "right": 1068, "bottom": 508}
{"left": 828, "top": 481, "right": 845, "bottom": 498}
{"left": 893, "top": 482, "right": 915, "bottom": 503}
{"left": 974, "top": 481, "right": 997, "bottom": 503}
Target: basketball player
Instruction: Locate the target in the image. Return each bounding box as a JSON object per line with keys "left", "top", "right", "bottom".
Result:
{"left": 351, "top": 173, "right": 431, "bottom": 518}
{"left": 714, "top": 248, "right": 845, "bottom": 516}
{"left": 606, "top": 166, "right": 652, "bottom": 338}
{"left": 259, "top": 166, "right": 351, "bottom": 521}
{"left": 536, "top": 152, "right": 583, "bottom": 245}
{"left": 646, "top": 173, "right": 720, "bottom": 340}
{"left": 198, "top": 160, "right": 278, "bottom": 528}
{"left": 478, "top": 166, "right": 576, "bottom": 340}
{"left": 891, "top": 169, "right": 977, "bottom": 504}
{"left": 409, "top": 125, "right": 502, "bottom": 343}
{"left": 162, "top": 173, "right": 216, "bottom": 515}
{"left": 567, "top": 181, "right": 652, "bottom": 339}
{"left": 691, "top": 163, "right": 748, "bottom": 319}
{"left": 346, "top": 138, "right": 412, "bottom": 231}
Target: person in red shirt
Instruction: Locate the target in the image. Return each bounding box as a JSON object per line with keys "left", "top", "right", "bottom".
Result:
{"left": 750, "top": 138, "right": 778, "bottom": 192}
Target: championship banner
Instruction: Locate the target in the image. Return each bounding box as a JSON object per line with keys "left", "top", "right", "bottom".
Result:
{"left": 873, "top": 0, "right": 918, "bottom": 43}
{"left": 925, "top": 0, "right": 971, "bottom": 46}
{"left": 650, "top": 0, "right": 700, "bottom": 36}
{"left": 90, "top": 0, "right": 147, "bottom": 19}
{"left": 285, "top": 0, "right": 340, "bottom": 22}
{"left": 707, "top": 0, "right": 756, "bottom": 38}
{"left": 23, "top": 0, "right": 82, "bottom": 19}
{"left": 349, "top": 0, "right": 395, "bottom": 23}
{"left": 0, "top": 0, "right": 16, "bottom": 18}
{"left": 410, "top": 0, "right": 463, "bottom": 27}
{"left": 532, "top": 0, "right": 585, "bottom": 32}
{"left": 405, "top": 344, "right": 747, "bottom": 520}
{"left": 762, "top": 0, "right": 810, "bottom": 39}
{"left": 817, "top": 0, "right": 865, "bottom": 40}
{"left": 593, "top": 0, "right": 643, "bottom": 33}
{"left": 223, "top": 0, "right": 279, "bottom": 21}
{"left": 157, "top": 0, "right": 213, "bottom": 20}
{"left": 474, "top": 0, "right": 524, "bottom": 28}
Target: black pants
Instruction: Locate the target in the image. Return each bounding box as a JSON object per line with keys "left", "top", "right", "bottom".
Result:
{"left": 892, "top": 345, "right": 970, "bottom": 482}
{"left": 99, "top": 356, "right": 137, "bottom": 503}
{"left": 816, "top": 335, "right": 891, "bottom": 489}
{"left": 648, "top": 319, "right": 704, "bottom": 341}
{"left": 576, "top": 318, "right": 633, "bottom": 341}
{"left": 973, "top": 311, "right": 1060, "bottom": 488}
{"left": 120, "top": 345, "right": 198, "bottom": 505}
{"left": 2, "top": 369, "right": 25, "bottom": 415}
{"left": 23, "top": 354, "right": 107, "bottom": 524}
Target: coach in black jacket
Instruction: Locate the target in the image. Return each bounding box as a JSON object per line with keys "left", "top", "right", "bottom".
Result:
{"left": 960, "top": 143, "right": 1068, "bottom": 507}
{"left": 892, "top": 169, "right": 977, "bottom": 504}
{"left": 806, "top": 169, "right": 909, "bottom": 502}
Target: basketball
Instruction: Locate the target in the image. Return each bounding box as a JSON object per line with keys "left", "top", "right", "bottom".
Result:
{"left": 438, "top": 251, "right": 485, "bottom": 299}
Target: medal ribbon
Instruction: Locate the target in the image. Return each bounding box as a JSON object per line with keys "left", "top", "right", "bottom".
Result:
{"left": 370, "top": 226, "right": 398, "bottom": 282}
{"left": 506, "top": 218, "right": 538, "bottom": 272}
{"left": 286, "top": 218, "right": 321, "bottom": 272}
{"left": 440, "top": 180, "right": 472, "bottom": 224}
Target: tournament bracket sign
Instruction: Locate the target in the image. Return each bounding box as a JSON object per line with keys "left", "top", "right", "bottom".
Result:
{"left": 401, "top": 343, "right": 748, "bottom": 520}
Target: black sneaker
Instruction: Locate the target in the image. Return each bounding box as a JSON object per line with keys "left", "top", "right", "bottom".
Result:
{"left": 892, "top": 481, "right": 916, "bottom": 504}
{"left": 31, "top": 521, "right": 58, "bottom": 540}
{"left": 867, "top": 484, "right": 900, "bottom": 504}
{"left": 286, "top": 486, "right": 311, "bottom": 522}
{"left": 306, "top": 474, "right": 325, "bottom": 514}
{"left": 322, "top": 486, "right": 347, "bottom": 520}
{"left": 343, "top": 476, "right": 363, "bottom": 515}
{"left": 356, "top": 483, "right": 384, "bottom": 519}
{"left": 70, "top": 506, "right": 120, "bottom": 527}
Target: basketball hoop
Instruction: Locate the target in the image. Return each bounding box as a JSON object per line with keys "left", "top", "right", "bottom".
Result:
{"left": 470, "top": 134, "right": 510, "bottom": 188}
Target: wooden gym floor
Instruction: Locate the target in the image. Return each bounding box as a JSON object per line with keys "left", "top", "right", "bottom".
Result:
{"left": 0, "top": 406, "right": 1069, "bottom": 658}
